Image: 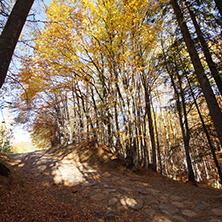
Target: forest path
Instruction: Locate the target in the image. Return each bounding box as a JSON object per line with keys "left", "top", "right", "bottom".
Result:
{"left": 1, "top": 150, "right": 222, "bottom": 221}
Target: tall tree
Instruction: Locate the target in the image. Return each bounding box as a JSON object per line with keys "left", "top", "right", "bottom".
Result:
{"left": 161, "top": 40, "right": 196, "bottom": 183}
{"left": 0, "top": 0, "right": 34, "bottom": 88}
{"left": 184, "top": 0, "right": 222, "bottom": 95}
{"left": 170, "top": 0, "right": 222, "bottom": 147}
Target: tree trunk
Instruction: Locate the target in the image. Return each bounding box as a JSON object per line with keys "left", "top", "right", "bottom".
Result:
{"left": 170, "top": 0, "right": 222, "bottom": 147}
{"left": 152, "top": 103, "right": 162, "bottom": 174}
{"left": 177, "top": 67, "right": 196, "bottom": 183}
{"left": 167, "top": 62, "right": 196, "bottom": 182}
{"left": 143, "top": 114, "right": 149, "bottom": 168}
{"left": 144, "top": 89, "right": 157, "bottom": 171}
{"left": 0, "top": 0, "right": 34, "bottom": 88}
{"left": 185, "top": 0, "right": 222, "bottom": 95}
{"left": 185, "top": 73, "right": 222, "bottom": 184}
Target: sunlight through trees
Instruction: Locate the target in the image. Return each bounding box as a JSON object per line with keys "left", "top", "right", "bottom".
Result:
{"left": 0, "top": 0, "right": 222, "bottom": 187}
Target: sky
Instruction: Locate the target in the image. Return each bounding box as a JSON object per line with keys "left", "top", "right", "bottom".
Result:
{"left": 12, "top": 126, "right": 32, "bottom": 143}
{"left": 0, "top": 0, "right": 52, "bottom": 147}
{"left": 0, "top": 107, "right": 31, "bottom": 143}
{"left": 12, "top": 1, "right": 52, "bottom": 144}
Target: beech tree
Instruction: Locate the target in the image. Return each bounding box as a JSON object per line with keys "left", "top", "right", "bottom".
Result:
{"left": 6, "top": 0, "right": 222, "bottom": 187}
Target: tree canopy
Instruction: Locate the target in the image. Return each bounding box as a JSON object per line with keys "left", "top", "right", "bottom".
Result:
{"left": 0, "top": 0, "right": 222, "bottom": 187}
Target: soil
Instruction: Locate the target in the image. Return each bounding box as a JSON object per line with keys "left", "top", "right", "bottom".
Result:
{"left": 0, "top": 148, "right": 222, "bottom": 222}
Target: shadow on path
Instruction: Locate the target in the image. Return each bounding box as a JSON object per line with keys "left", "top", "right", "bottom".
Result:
{"left": 9, "top": 144, "right": 222, "bottom": 222}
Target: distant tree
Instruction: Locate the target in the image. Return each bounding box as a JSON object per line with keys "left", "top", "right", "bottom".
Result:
{"left": 0, "top": 120, "right": 13, "bottom": 153}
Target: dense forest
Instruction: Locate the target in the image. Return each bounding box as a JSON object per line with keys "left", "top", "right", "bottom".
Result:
{"left": 0, "top": 0, "right": 222, "bottom": 188}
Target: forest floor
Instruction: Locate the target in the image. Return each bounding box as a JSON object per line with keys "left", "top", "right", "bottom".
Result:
{"left": 0, "top": 143, "right": 222, "bottom": 222}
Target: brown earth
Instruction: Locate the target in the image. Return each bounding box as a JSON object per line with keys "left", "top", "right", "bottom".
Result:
{"left": 0, "top": 143, "right": 222, "bottom": 222}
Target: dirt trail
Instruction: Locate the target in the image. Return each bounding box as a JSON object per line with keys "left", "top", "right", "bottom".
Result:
{"left": 1, "top": 150, "right": 222, "bottom": 221}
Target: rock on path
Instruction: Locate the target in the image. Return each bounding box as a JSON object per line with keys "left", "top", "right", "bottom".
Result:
{"left": 11, "top": 150, "right": 222, "bottom": 222}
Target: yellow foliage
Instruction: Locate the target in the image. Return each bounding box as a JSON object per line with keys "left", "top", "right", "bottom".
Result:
{"left": 16, "top": 0, "right": 164, "bottom": 145}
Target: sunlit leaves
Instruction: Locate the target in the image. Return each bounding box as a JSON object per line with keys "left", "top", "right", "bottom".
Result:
{"left": 15, "top": 0, "right": 164, "bottom": 149}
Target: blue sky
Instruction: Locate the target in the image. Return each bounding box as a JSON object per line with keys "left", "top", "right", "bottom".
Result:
{"left": 1, "top": 0, "right": 53, "bottom": 146}
{"left": 12, "top": 0, "right": 53, "bottom": 144}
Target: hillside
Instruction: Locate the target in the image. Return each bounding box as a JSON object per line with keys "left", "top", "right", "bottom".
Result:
{"left": 0, "top": 143, "right": 222, "bottom": 221}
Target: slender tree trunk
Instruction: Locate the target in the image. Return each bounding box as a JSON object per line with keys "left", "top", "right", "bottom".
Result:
{"left": 175, "top": 40, "right": 222, "bottom": 183}
{"left": 62, "top": 93, "right": 71, "bottom": 144}
{"left": 91, "top": 87, "right": 99, "bottom": 143}
{"left": 131, "top": 93, "right": 138, "bottom": 169}
{"left": 159, "top": 106, "right": 168, "bottom": 176}
{"left": 143, "top": 115, "right": 149, "bottom": 168}
{"left": 161, "top": 42, "right": 190, "bottom": 178}
{"left": 177, "top": 106, "right": 195, "bottom": 183}
{"left": 177, "top": 67, "right": 196, "bottom": 183}
{"left": 185, "top": 0, "right": 222, "bottom": 95}
{"left": 76, "top": 93, "right": 84, "bottom": 142}
{"left": 167, "top": 63, "right": 196, "bottom": 182}
{"left": 170, "top": 0, "right": 222, "bottom": 147}
{"left": 114, "top": 92, "right": 122, "bottom": 154}
{"left": 162, "top": 110, "right": 174, "bottom": 176}
{"left": 203, "top": 158, "right": 210, "bottom": 181}
{"left": 71, "top": 87, "right": 77, "bottom": 143}
{"left": 79, "top": 93, "right": 96, "bottom": 140}
{"left": 185, "top": 73, "right": 222, "bottom": 184}
{"left": 0, "top": 0, "right": 34, "bottom": 88}
{"left": 168, "top": 117, "right": 176, "bottom": 180}
{"left": 136, "top": 89, "right": 143, "bottom": 166}
{"left": 144, "top": 89, "right": 157, "bottom": 171}
{"left": 152, "top": 103, "right": 162, "bottom": 174}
